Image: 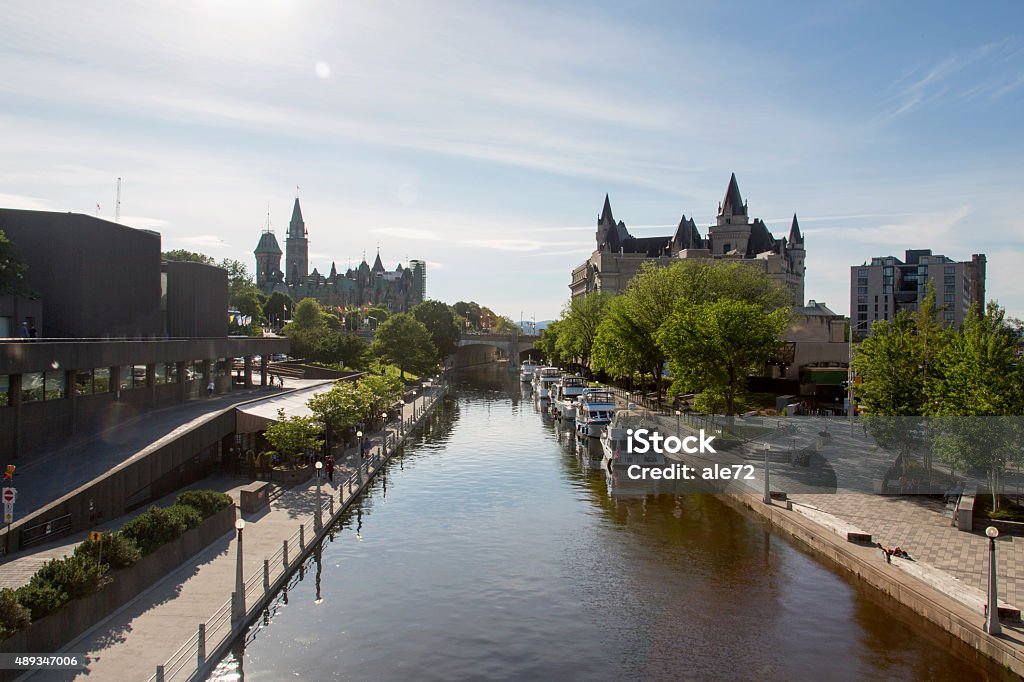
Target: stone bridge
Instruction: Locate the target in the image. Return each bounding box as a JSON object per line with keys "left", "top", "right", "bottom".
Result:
{"left": 457, "top": 333, "right": 540, "bottom": 363}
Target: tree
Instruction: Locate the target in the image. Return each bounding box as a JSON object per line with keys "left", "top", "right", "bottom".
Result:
{"left": 0, "top": 227, "right": 33, "bottom": 296}
{"left": 356, "top": 373, "right": 405, "bottom": 419}
{"left": 928, "top": 303, "right": 1024, "bottom": 510}
{"left": 494, "top": 315, "right": 518, "bottom": 335}
{"left": 230, "top": 287, "right": 266, "bottom": 330}
{"left": 537, "top": 319, "right": 566, "bottom": 366}
{"left": 453, "top": 301, "right": 482, "bottom": 330}
{"left": 290, "top": 298, "right": 325, "bottom": 330}
{"left": 656, "top": 299, "right": 790, "bottom": 415}
{"left": 591, "top": 296, "right": 647, "bottom": 382}
{"left": 263, "top": 291, "right": 294, "bottom": 328}
{"left": 371, "top": 313, "right": 437, "bottom": 379}
{"left": 336, "top": 334, "right": 371, "bottom": 369}
{"left": 263, "top": 410, "right": 323, "bottom": 465}
{"left": 162, "top": 249, "right": 215, "bottom": 264}
{"left": 555, "top": 292, "right": 611, "bottom": 371}
{"left": 307, "top": 382, "right": 369, "bottom": 452}
{"left": 412, "top": 300, "right": 461, "bottom": 360}
{"left": 220, "top": 258, "right": 255, "bottom": 301}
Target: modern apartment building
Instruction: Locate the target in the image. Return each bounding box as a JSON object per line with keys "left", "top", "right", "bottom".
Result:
{"left": 850, "top": 249, "right": 986, "bottom": 330}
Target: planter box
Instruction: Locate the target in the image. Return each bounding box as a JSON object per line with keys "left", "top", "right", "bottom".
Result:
{"left": 0, "top": 505, "right": 235, "bottom": 658}
{"left": 270, "top": 465, "right": 312, "bottom": 485}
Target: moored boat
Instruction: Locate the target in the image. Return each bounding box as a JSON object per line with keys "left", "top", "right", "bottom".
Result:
{"left": 551, "top": 374, "right": 587, "bottom": 421}
{"left": 575, "top": 388, "right": 616, "bottom": 438}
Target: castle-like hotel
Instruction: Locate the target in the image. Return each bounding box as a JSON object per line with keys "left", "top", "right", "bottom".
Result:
{"left": 254, "top": 198, "right": 426, "bottom": 312}
{"left": 570, "top": 174, "right": 805, "bottom": 304}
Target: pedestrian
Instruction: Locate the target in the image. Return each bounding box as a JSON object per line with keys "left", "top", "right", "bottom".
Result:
{"left": 363, "top": 436, "right": 371, "bottom": 459}
{"left": 207, "top": 380, "right": 215, "bottom": 398}
{"left": 19, "top": 322, "right": 29, "bottom": 338}
{"left": 28, "top": 324, "right": 37, "bottom": 339}
{"left": 326, "top": 456, "right": 335, "bottom": 482}
{"left": 359, "top": 437, "right": 365, "bottom": 460}
{"left": 278, "top": 375, "right": 285, "bottom": 389}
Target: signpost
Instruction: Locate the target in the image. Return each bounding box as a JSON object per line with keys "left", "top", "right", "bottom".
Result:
{"left": 2, "top": 487, "right": 15, "bottom": 555}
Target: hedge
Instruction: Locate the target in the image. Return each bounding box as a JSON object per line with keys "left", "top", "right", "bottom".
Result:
{"left": 1, "top": 489, "right": 234, "bottom": 639}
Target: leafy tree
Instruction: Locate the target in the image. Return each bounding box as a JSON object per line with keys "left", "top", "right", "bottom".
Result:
{"left": 356, "top": 373, "right": 405, "bottom": 419}
{"left": 0, "top": 227, "right": 33, "bottom": 297}
{"left": 555, "top": 292, "right": 611, "bottom": 371}
{"left": 928, "top": 303, "right": 1024, "bottom": 509}
{"left": 162, "top": 249, "right": 214, "bottom": 264}
{"left": 412, "top": 300, "right": 461, "bottom": 360}
{"left": 291, "top": 298, "right": 325, "bottom": 330}
{"left": 263, "top": 291, "right": 294, "bottom": 328}
{"left": 220, "top": 258, "right": 255, "bottom": 301}
{"left": 591, "top": 295, "right": 647, "bottom": 382}
{"left": 494, "top": 316, "right": 518, "bottom": 334}
{"left": 537, "top": 319, "right": 566, "bottom": 366}
{"left": 263, "top": 409, "right": 323, "bottom": 464}
{"left": 336, "top": 333, "right": 371, "bottom": 369}
{"left": 230, "top": 287, "right": 266, "bottom": 330}
{"left": 371, "top": 313, "right": 437, "bottom": 379}
{"left": 453, "top": 301, "right": 482, "bottom": 330}
{"left": 656, "top": 299, "right": 790, "bottom": 415}
{"left": 308, "top": 381, "right": 369, "bottom": 451}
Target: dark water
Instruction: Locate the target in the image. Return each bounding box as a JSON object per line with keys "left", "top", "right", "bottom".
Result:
{"left": 210, "top": 367, "right": 1005, "bottom": 681}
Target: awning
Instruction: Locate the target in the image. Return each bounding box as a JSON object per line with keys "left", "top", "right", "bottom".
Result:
{"left": 235, "top": 382, "right": 334, "bottom": 434}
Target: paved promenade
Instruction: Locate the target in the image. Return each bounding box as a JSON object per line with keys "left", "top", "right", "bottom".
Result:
{"left": 16, "top": 384, "right": 444, "bottom": 682}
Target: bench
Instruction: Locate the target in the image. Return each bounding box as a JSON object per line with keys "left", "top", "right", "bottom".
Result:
{"left": 239, "top": 481, "right": 271, "bottom": 513}
{"left": 791, "top": 502, "right": 873, "bottom": 544}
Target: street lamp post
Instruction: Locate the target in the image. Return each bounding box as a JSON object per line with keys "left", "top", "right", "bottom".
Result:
{"left": 413, "top": 390, "right": 418, "bottom": 421}
{"left": 675, "top": 410, "right": 681, "bottom": 440}
{"left": 233, "top": 518, "right": 246, "bottom": 622}
{"left": 984, "top": 526, "right": 1002, "bottom": 635}
{"left": 356, "top": 430, "right": 363, "bottom": 460}
{"left": 314, "top": 461, "right": 323, "bottom": 533}
{"left": 763, "top": 444, "right": 772, "bottom": 505}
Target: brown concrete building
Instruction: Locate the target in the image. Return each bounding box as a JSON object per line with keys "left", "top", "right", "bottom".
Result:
{"left": 850, "top": 249, "right": 986, "bottom": 330}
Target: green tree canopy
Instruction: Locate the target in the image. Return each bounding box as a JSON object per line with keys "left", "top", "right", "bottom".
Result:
{"left": 412, "top": 300, "right": 461, "bottom": 360}
{"left": 263, "top": 291, "right": 294, "bottom": 328}
{"left": 371, "top": 313, "right": 437, "bottom": 379}
{"left": 656, "top": 299, "right": 790, "bottom": 415}
{"left": 307, "top": 382, "right": 369, "bottom": 445}
{"left": 263, "top": 410, "right": 323, "bottom": 464}
{"left": 555, "top": 292, "right": 611, "bottom": 370}
{"left": 162, "top": 249, "right": 215, "bottom": 264}
{"left": 356, "top": 373, "right": 405, "bottom": 418}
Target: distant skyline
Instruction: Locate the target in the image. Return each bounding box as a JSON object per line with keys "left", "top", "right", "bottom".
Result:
{"left": 3, "top": 1, "right": 1023, "bottom": 321}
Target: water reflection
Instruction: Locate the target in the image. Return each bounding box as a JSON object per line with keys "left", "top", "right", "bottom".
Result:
{"left": 208, "top": 366, "right": 1005, "bottom": 681}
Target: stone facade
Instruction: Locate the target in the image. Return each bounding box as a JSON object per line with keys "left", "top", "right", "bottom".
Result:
{"left": 254, "top": 197, "right": 426, "bottom": 313}
{"left": 570, "top": 174, "right": 806, "bottom": 305}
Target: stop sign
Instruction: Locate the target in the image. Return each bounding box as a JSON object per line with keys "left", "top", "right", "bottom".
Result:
{"left": 1, "top": 488, "right": 15, "bottom": 504}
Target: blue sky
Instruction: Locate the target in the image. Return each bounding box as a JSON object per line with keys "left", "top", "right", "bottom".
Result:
{"left": 3, "top": 1, "right": 1023, "bottom": 321}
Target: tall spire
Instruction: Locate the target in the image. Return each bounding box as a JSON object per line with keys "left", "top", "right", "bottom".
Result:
{"left": 372, "top": 248, "right": 385, "bottom": 273}
{"left": 720, "top": 173, "right": 745, "bottom": 216}
{"left": 599, "top": 194, "right": 614, "bottom": 225}
{"left": 788, "top": 214, "right": 803, "bottom": 244}
{"left": 289, "top": 197, "right": 305, "bottom": 238}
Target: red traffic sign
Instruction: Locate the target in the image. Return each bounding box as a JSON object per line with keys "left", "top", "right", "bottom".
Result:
{"left": 1, "top": 488, "right": 15, "bottom": 504}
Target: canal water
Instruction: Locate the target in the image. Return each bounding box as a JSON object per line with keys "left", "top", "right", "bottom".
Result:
{"left": 210, "top": 367, "right": 1003, "bottom": 681}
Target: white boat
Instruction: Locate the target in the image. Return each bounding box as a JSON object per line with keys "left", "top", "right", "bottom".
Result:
{"left": 575, "top": 388, "right": 616, "bottom": 438}
{"left": 519, "top": 360, "right": 540, "bottom": 383}
{"left": 551, "top": 375, "right": 587, "bottom": 421}
{"left": 600, "top": 413, "right": 666, "bottom": 471}
{"left": 535, "top": 367, "right": 562, "bottom": 401}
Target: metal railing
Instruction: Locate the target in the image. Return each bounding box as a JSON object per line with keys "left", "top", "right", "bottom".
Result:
{"left": 146, "top": 378, "right": 448, "bottom": 682}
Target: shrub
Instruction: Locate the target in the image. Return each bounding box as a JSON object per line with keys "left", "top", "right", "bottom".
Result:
{"left": 15, "top": 582, "right": 67, "bottom": 621}
{"left": 0, "top": 588, "right": 30, "bottom": 638}
{"left": 120, "top": 506, "right": 190, "bottom": 555}
{"left": 32, "top": 555, "right": 108, "bottom": 600}
{"left": 165, "top": 504, "right": 203, "bottom": 532}
{"left": 176, "top": 490, "right": 233, "bottom": 519}
{"left": 73, "top": 532, "right": 142, "bottom": 569}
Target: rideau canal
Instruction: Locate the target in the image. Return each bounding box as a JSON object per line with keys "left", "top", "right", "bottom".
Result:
{"left": 210, "top": 367, "right": 1005, "bottom": 680}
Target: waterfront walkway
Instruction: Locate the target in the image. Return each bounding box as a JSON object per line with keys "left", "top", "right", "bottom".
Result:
{"left": 20, "top": 383, "right": 445, "bottom": 682}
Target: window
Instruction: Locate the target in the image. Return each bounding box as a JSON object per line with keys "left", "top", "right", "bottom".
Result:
{"left": 884, "top": 266, "right": 893, "bottom": 275}
{"left": 723, "top": 242, "right": 731, "bottom": 253}
{"left": 857, "top": 304, "right": 867, "bottom": 313}
{"left": 215, "top": 358, "right": 229, "bottom": 377}
{"left": 154, "top": 364, "right": 166, "bottom": 385}
{"left": 858, "top": 286, "right": 867, "bottom": 295}
{"left": 944, "top": 294, "right": 954, "bottom": 302}
{"left": 945, "top": 312, "right": 955, "bottom": 320}
{"left": 133, "top": 364, "right": 148, "bottom": 387}
{"left": 94, "top": 367, "right": 111, "bottom": 393}
{"left": 858, "top": 269, "right": 868, "bottom": 276}
{"left": 857, "top": 277, "right": 868, "bottom": 287}
{"left": 166, "top": 363, "right": 178, "bottom": 383}
{"left": 944, "top": 275, "right": 955, "bottom": 284}
{"left": 944, "top": 266, "right": 955, "bottom": 274}
{"left": 0, "top": 375, "right": 8, "bottom": 407}
{"left": 945, "top": 285, "right": 954, "bottom": 294}
{"left": 22, "top": 372, "right": 44, "bottom": 402}
{"left": 190, "top": 360, "right": 203, "bottom": 381}
{"left": 75, "top": 370, "right": 94, "bottom": 395}
{"left": 119, "top": 365, "right": 132, "bottom": 390}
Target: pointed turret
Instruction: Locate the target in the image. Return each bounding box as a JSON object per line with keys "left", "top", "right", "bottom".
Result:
{"left": 372, "top": 250, "right": 385, "bottom": 273}
{"left": 254, "top": 230, "right": 282, "bottom": 255}
{"left": 599, "top": 194, "right": 614, "bottom": 225}
{"left": 720, "top": 173, "right": 745, "bottom": 217}
{"left": 788, "top": 214, "right": 803, "bottom": 244}
{"left": 288, "top": 198, "right": 305, "bottom": 238}
{"left": 329, "top": 261, "right": 338, "bottom": 279}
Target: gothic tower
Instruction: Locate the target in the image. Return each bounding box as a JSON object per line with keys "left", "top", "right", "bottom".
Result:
{"left": 285, "top": 197, "right": 309, "bottom": 285}
{"left": 788, "top": 214, "right": 806, "bottom": 304}
{"left": 707, "top": 173, "right": 752, "bottom": 256}
{"left": 253, "top": 228, "right": 282, "bottom": 288}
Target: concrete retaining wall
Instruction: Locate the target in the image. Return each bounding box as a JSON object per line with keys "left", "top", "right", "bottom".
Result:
{"left": 0, "top": 505, "right": 235, "bottom": 661}
{"left": 718, "top": 492, "right": 1024, "bottom": 678}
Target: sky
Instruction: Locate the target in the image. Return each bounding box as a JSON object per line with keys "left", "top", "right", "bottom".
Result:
{"left": 3, "top": 1, "right": 1023, "bottom": 322}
